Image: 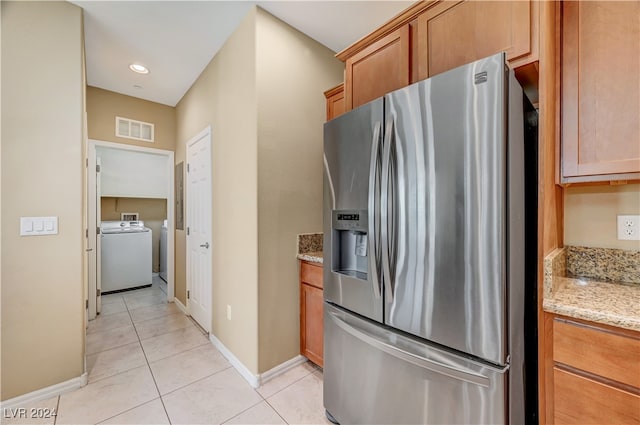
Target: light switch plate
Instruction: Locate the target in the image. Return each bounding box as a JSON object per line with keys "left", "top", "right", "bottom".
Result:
{"left": 617, "top": 215, "right": 640, "bottom": 240}
{"left": 20, "top": 217, "right": 58, "bottom": 236}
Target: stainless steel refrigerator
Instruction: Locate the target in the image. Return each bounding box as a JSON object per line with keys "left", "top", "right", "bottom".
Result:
{"left": 323, "top": 53, "right": 538, "bottom": 425}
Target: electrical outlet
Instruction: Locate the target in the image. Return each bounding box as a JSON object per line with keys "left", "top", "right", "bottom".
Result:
{"left": 226, "top": 304, "right": 232, "bottom": 321}
{"left": 617, "top": 215, "right": 640, "bottom": 240}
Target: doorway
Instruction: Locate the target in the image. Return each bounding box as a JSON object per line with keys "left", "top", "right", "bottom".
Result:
{"left": 87, "top": 139, "right": 175, "bottom": 320}
{"left": 185, "top": 126, "right": 212, "bottom": 333}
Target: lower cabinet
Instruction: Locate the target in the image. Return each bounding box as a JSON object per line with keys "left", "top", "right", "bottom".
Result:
{"left": 300, "top": 261, "right": 323, "bottom": 367}
{"left": 554, "top": 367, "right": 639, "bottom": 424}
{"left": 547, "top": 314, "right": 640, "bottom": 424}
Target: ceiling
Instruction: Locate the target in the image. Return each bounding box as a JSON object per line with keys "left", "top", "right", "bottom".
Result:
{"left": 72, "top": 1, "right": 414, "bottom": 107}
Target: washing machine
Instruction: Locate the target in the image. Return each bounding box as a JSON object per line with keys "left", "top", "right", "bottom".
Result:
{"left": 101, "top": 220, "right": 152, "bottom": 293}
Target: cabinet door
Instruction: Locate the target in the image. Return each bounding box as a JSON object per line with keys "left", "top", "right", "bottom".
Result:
{"left": 300, "top": 282, "right": 323, "bottom": 367}
{"left": 345, "top": 25, "right": 410, "bottom": 110}
{"left": 554, "top": 368, "right": 640, "bottom": 425}
{"left": 553, "top": 317, "right": 640, "bottom": 389}
{"left": 300, "top": 261, "right": 323, "bottom": 289}
{"left": 415, "top": 1, "right": 536, "bottom": 80}
{"left": 561, "top": 1, "right": 640, "bottom": 181}
{"left": 99, "top": 147, "right": 169, "bottom": 198}
{"left": 324, "top": 84, "right": 345, "bottom": 121}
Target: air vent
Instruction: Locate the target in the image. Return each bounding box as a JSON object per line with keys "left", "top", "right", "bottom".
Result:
{"left": 115, "top": 116, "right": 154, "bottom": 142}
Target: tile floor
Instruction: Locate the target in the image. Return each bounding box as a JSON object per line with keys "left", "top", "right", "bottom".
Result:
{"left": 4, "top": 277, "right": 329, "bottom": 425}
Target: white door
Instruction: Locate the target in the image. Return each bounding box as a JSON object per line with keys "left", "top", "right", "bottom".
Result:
{"left": 186, "top": 127, "right": 212, "bottom": 333}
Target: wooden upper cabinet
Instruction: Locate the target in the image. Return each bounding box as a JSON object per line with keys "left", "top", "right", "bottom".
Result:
{"left": 324, "top": 84, "right": 345, "bottom": 121}
{"left": 345, "top": 25, "right": 410, "bottom": 110}
{"left": 334, "top": 1, "right": 540, "bottom": 112}
{"left": 415, "top": 1, "right": 538, "bottom": 80}
{"left": 561, "top": 1, "right": 640, "bottom": 182}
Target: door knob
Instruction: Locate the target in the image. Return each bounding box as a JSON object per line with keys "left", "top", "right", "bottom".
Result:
{"left": 200, "top": 242, "right": 210, "bottom": 249}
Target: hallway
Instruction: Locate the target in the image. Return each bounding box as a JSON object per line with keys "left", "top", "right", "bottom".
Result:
{"left": 4, "top": 279, "right": 328, "bottom": 424}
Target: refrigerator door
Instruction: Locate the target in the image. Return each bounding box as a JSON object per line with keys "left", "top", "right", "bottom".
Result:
{"left": 383, "top": 53, "right": 509, "bottom": 365}
{"left": 324, "top": 99, "right": 384, "bottom": 322}
{"left": 324, "top": 303, "right": 508, "bottom": 425}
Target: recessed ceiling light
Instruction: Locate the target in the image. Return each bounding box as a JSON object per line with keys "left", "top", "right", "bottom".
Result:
{"left": 129, "top": 63, "right": 149, "bottom": 74}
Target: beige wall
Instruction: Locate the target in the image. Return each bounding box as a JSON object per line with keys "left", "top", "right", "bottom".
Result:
{"left": 101, "top": 197, "right": 167, "bottom": 272}
{"left": 255, "top": 9, "right": 344, "bottom": 372}
{"left": 175, "top": 6, "right": 343, "bottom": 374}
{"left": 564, "top": 184, "right": 640, "bottom": 250}
{"left": 86, "top": 86, "right": 176, "bottom": 152}
{"left": 1, "top": 1, "right": 85, "bottom": 400}
{"left": 176, "top": 8, "right": 260, "bottom": 373}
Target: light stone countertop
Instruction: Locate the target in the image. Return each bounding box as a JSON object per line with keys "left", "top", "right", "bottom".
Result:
{"left": 296, "top": 251, "right": 323, "bottom": 264}
{"left": 543, "top": 276, "right": 640, "bottom": 331}
{"left": 543, "top": 247, "right": 640, "bottom": 332}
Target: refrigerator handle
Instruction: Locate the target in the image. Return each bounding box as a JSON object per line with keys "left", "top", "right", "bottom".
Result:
{"left": 368, "top": 121, "right": 382, "bottom": 299}
{"left": 328, "top": 310, "right": 498, "bottom": 387}
{"left": 380, "top": 117, "right": 394, "bottom": 302}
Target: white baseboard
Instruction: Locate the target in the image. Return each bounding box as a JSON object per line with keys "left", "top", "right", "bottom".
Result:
{"left": 260, "top": 355, "right": 308, "bottom": 385}
{"left": 208, "top": 334, "right": 308, "bottom": 389}
{"left": 173, "top": 297, "right": 188, "bottom": 315}
{"left": 0, "top": 373, "right": 87, "bottom": 410}
{"left": 209, "top": 334, "right": 260, "bottom": 388}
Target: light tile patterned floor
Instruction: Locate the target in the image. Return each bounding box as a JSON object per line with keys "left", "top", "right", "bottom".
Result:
{"left": 3, "top": 278, "right": 329, "bottom": 425}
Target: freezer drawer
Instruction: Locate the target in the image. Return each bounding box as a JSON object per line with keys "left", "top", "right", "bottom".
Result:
{"left": 324, "top": 303, "right": 508, "bottom": 425}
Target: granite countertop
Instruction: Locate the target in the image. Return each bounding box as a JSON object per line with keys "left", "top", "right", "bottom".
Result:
{"left": 543, "top": 247, "right": 640, "bottom": 332}
{"left": 297, "top": 251, "right": 323, "bottom": 264}
{"left": 296, "top": 233, "right": 323, "bottom": 264}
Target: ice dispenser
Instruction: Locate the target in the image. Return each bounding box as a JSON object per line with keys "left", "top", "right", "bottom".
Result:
{"left": 331, "top": 210, "right": 368, "bottom": 279}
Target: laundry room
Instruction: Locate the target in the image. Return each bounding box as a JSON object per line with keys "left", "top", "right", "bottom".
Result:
{"left": 92, "top": 144, "right": 173, "bottom": 300}
{"left": 82, "top": 86, "right": 177, "bottom": 322}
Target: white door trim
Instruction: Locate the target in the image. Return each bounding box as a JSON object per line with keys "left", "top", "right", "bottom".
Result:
{"left": 87, "top": 144, "right": 98, "bottom": 320}
{"left": 185, "top": 125, "right": 212, "bottom": 333}
{"left": 86, "top": 139, "right": 176, "bottom": 317}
